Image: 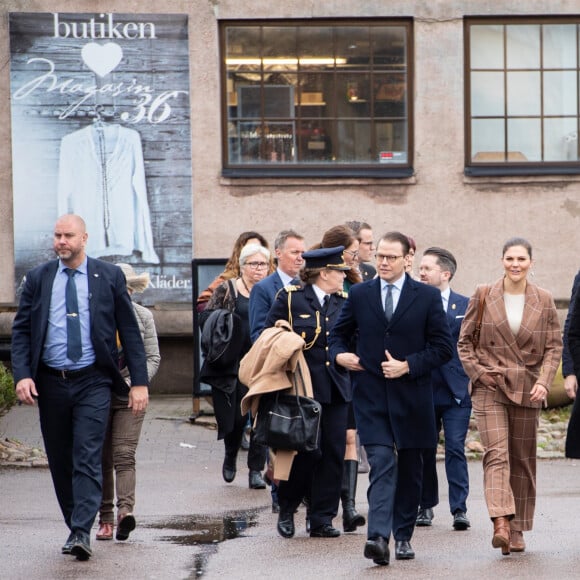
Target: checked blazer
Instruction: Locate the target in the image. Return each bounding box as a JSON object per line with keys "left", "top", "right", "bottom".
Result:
{"left": 458, "top": 278, "right": 562, "bottom": 408}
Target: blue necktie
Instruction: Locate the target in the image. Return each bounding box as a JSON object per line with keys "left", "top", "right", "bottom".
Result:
{"left": 65, "top": 268, "right": 82, "bottom": 362}
{"left": 384, "top": 284, "right": 394, "bottom": 322}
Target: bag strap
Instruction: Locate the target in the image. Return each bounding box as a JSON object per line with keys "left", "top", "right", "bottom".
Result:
{"left": 472, "top": 285, "right": 489, "bottom": 347}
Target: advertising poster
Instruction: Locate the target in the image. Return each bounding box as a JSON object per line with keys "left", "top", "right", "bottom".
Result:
{"left": 9, "top": 12, "right": 192, "bottom": 305}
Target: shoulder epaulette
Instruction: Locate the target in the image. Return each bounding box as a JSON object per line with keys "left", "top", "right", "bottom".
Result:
{"left": 284, "top": 284, "right": 301, "bottom": 292}
{"left": 336, "top": 290, "right": 348, "bottom": 299}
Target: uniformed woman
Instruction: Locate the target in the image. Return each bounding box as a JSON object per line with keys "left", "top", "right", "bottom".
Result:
{"left": 264, "top": 246, "right": 352, "bottom": 539}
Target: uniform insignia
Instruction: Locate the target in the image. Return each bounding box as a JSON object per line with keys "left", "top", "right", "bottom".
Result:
{"left": 284, "top": 284, "right": 300, "bottom": 292}
{"left": 299, "top": 314, "right": 311, "bottom": 318}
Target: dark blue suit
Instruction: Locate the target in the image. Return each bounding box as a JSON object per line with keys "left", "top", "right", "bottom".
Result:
{"left": 420, "top": 290, "right": 471, "bottom": 516}
{"left": 249, "top": 270, "right": 285, "bottom": 342}
{"left": 265, "top": 284, "right": 351, "bottom": 529}
{"left": 12, "top": 257, "right": 148, "bottom": 537}
{"left": 329, "top": 274, "right": 453, "bottom": 542}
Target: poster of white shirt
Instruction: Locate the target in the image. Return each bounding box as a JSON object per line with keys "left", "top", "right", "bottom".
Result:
{"left": 9, "top": 12, "right": 192, "bottom": 305}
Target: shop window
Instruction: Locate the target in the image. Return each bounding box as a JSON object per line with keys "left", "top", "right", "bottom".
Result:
{"left": 221, "top": 20, "right": 413, "bottom": 177}
{"left": 465, "top": 18, "right": 580, "bottom": 176}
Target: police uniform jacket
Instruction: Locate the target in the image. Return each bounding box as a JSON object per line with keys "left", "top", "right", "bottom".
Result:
{"left": 265, "top": 284, "right": 351, "bottom": 405}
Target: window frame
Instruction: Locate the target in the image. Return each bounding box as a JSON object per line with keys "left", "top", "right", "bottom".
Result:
{"left": 220, "top": 18, "right": 414, "bottom": 179}
{"left": 464, "top": 16, "right": 580, "bottom": 177}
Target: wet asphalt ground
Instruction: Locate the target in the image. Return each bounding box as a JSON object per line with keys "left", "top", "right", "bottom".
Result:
{"left": 2, "top": 395, "right": 580, "bottom": 579}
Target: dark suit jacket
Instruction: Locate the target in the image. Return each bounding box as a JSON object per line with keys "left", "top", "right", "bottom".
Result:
{"left": 265, "top": 284, "right": 351, "bottom": 405}
{"left": 11, "top": 257, "right": 149, "bottom": 395}
{"left": 249, "top": 271, "right": 285, "bottom": 342}
{"left": 360, "top": 262, "right": 376, "bottom": 281}
{"left": 432, "top": 290, "right": 471, "bottom": 407}
{"left": 328, "top": 274, "right": 453, "bottom": 449}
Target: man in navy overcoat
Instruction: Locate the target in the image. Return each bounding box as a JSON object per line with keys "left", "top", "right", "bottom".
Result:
{"left": 329, "top": 231, "right": 453, "bottom": 565}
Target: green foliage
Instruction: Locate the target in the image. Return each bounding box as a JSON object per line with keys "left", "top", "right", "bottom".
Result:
{"left": 0, "top": 362, "right": 17, "bottom": 412}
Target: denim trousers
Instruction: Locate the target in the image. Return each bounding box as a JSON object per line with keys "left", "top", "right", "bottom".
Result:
{"left": 99, "top": 393, "right": 145, "bottom": 523}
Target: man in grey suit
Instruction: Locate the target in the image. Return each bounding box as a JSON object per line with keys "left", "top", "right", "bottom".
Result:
{"left": 249, "top": 229, "right": 305, "bottom": 342}
{"left": 12, "top": 214, "right": 149, "bottom": 561}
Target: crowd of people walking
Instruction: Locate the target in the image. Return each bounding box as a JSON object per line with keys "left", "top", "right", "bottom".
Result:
{"left": 11, "top": 213, "right": 580, "bottom": 570}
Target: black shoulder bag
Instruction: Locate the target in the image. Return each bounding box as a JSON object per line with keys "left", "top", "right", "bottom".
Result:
{"left": 253, "top": 363, "right": 322, "bottom": 452}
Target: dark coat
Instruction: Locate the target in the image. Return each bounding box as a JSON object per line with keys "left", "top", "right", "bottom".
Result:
{"left": 328, "top": 274, "right": 454, "bottom": 449}
{"left": 11, "top": 257, "right": 148, "bottom": 396}
{"left": 562, "top": 271, "right": 580, "bottom": 378}
{"left": 249, "top": 271, "right": 285, "bottom": 342}
{"left": 265, "top": 284, "right": 351, "bottom": 405}
{"left": 565, "top": 273, "right": 580, "bottom": 458}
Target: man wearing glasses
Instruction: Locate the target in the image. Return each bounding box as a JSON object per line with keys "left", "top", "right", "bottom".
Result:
{"left": 329, "top": 231, "right": 453, "bottom": 566}
{"left": 345, "top": 220, "right": 376, "bottom": 281}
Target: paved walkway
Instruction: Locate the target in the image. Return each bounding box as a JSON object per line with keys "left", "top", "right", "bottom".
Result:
{"left": 2, "top": 395, "right": 580, "bottom": 579}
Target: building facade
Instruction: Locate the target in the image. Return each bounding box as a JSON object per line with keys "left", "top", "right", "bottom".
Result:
{"left": 1, "top": 1, "right": 578, "bottom": 392}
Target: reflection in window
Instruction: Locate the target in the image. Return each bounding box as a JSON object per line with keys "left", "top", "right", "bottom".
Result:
{"left": 466, "top": 19, "right": 580, "bottom": 166}
{"left": 221, "top": 21, "right": 412, "bottom": 171}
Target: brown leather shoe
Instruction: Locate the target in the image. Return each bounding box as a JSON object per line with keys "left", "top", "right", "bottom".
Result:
{"left": 510, "top": 530, "right": 525, "bottom": 552}
{"left": 96, "top": 522, "right": 113, "bottom": 540}
{"left": 492, "top": 516, "right": 511, "bottom": 555}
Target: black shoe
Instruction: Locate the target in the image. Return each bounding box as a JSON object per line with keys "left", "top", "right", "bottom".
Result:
{"left": 364, "top": 537, "right": 390, "bottom": 566}
{"left": 222, "top": 455, "right": 236, "bottom": 483}
{"left": 416, "top": 507, "right": 433, "bottom": 526}
{"left": 453, "top": 510, "right": 471, "bottom": 531}
{"left": 116, "top": 513, "right": 136, "bottom": 541}
{"left": 249, "top": 470, "right": 266, "bottom": 489}
{"left": 310, "top": 524, "right": 341, "bottom": 538}
{"left": 277, "top": 511, "right": 295, "bottom": 538}
{"left": 61, "top": 532, "right": 75, "bottom": 554}
{"left": 395, "top": 540, "right": 415, "bottom": 560}
{"left": 70, "top": 533, "right": 92, "bottom": 561}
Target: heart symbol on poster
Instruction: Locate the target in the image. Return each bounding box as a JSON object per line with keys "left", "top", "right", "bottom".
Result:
{"left": 81, "top": 42, "right": 123, "bottom": 77}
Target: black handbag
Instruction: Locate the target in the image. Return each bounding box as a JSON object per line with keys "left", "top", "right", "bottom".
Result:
{"left": 254, "top": 365, "right": 322, "bottom": 452}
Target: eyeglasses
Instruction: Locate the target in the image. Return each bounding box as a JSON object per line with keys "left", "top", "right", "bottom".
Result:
{"left": 375, "top": 254, "right": 403, "bottom": 264}
{"left": 343, "top": 250, "right": 359, "bottom": 258}
{"left": 245, "top": 261, "right": 268, "bottom": 269}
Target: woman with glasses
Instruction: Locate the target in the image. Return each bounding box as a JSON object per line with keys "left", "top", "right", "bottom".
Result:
{"left": 200, "top": 243, "right": 271, "bottom": 489}
{"left": 196, "top": 231, "right": 274, "bottom": 312}
{"left": 320, "top": 225, "right": 362, "bottom": 292}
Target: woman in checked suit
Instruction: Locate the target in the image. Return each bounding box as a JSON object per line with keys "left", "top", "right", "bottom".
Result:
{"left": 458, "top": 237, "right": 562, "bottom": 555}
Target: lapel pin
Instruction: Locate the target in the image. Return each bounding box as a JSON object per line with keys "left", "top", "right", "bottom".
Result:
{"left": 451, "top": 303, "right": 456, "bottom": 310}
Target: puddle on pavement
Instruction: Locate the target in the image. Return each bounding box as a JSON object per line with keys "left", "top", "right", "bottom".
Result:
{"left": 147, "top": 510, "right": 259, "bottom": 577}
{"left": 147, "top": 510, "right": 258, "bottom": 546}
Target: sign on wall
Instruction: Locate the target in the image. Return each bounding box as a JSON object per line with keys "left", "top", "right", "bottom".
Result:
{"left": 9, "top": 12, "right": 193, "bottom": 305}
